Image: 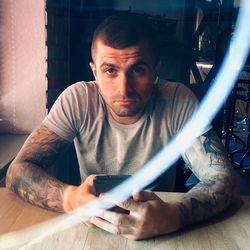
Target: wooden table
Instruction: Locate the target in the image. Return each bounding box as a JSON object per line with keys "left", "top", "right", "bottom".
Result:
{"left": 0, "top": 188, "right": 250, "bottom": 250}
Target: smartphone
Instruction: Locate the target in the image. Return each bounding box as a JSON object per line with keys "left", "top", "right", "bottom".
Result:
{"left": 93, "top": 175, "right": 159, "bottom": 197}
{"left": 93, "top": 175, "right": 131, "bottom": 213}
{"left": 94, "top": 175, "right": 131, "bottom": 196}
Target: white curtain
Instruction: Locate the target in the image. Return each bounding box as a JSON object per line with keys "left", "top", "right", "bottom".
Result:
{"left": 0, "top": 0, "right": 47, "bottom": 134}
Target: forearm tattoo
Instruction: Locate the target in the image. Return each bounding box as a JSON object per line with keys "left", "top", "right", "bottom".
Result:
{"left": 179, "top": 129, "right": 239, "bottom": 228}
{"left": 6, "top": 124, "right": 70, "bottom": 212}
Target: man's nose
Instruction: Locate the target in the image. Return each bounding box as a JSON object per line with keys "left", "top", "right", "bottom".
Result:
{"left": 117, "top": 74, "right": 133, "bottom": 94}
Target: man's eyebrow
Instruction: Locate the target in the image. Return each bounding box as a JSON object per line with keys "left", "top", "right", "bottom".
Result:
{"left": 100, "top": 60, "right": 149, "bottom": 69}
{"left": 100, "top": 63, "right": 117, "bottom": 68}
{"left": 132, "top": 59, "right": 149, "bottom": 67}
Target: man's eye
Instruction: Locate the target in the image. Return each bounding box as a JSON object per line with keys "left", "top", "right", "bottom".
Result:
{"left": 133, "top": 67, "right": 145, "bottom": 75}
{"left": 105, "top": 68, "right": 116, "bottom": 75}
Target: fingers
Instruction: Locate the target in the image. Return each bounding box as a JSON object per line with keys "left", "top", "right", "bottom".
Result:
{"left": 90, "top": 212, "right": 134, "bottom": 235}
{"left": 83, "top": 175, "right": 97, "bottom": 194}
{"left": 118, "top": 198, "right": 141, "bottom": 212}
{"left": 100, "top": 210, "right": 134, "bottom": 227}
{"left": 132, "top": 190, "right": 158, "bottom": 202}
{"left": 100, "top": 191, "right": 157, "bottom": 212}
{"left": 85, "top": 174, "right": 97, "bottom": 185}
{"left": 91, "top": 216, "right": 123, "bottom": 235}
{"left": 111, "top": 206, "right": 130, "bottom": 214}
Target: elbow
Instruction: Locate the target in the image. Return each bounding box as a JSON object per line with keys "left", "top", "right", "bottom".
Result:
{"left": 5, "top": 160, "right": 19, "bottom": 190}
{"left": 5, "top": 162, "right": 14, "bottom": 189}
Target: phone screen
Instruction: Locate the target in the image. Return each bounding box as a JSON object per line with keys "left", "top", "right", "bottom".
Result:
{"left": 94, "top": 175, "right": 131, "bottom": 196}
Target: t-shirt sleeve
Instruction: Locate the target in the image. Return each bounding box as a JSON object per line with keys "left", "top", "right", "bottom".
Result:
{"left": 171, "top": 83, "right": 212, "bottom": 136}
{"left": 43, "top": 83, "right": 86, "bottom": 142}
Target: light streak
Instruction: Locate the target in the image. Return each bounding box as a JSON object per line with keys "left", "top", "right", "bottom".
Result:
{"left": 1, "top": 0, "right": 250, "bottom": 248}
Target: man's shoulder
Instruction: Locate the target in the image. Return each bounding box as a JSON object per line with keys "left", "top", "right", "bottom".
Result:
{"left": 158, "top": 79, "right": 191, "bottom": 89}
{"left": 156, "top": 79, "right": 191, "bottom": 98}
{"left": 60, "top": 80, "right": 99, "bottom": 100}
{"left": 66, "top": 80, "right": 98, "bottom": 92}
{"left": 52, "top": 80, "right": 101, "bottom": 112}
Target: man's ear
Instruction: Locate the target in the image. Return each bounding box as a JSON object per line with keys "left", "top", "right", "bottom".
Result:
{"left": 89, "top": 62, "right": 97, "bottom": 79}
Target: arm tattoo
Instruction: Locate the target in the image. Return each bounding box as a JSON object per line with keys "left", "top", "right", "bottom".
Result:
{"left": 179, "top": 129, "right": 239, "bottom": 228}
{"left": 6, "top": 124, "right": 71, "bottom": 212}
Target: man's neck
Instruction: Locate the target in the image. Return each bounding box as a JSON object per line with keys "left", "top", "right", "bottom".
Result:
{"left": 108, "top": 108, "right": 144, "bottom": 125}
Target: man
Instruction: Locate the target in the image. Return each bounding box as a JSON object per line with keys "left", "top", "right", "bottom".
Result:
{"left": 6, "top": 13, "right": 239, "bottom": 240}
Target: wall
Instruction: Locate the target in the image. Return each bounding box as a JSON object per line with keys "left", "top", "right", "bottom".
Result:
{"left": 113, "top": 0, "right": 186, "bottom": 41}
{"left": 0, "top": 0, "right": 47, "bottom": 134}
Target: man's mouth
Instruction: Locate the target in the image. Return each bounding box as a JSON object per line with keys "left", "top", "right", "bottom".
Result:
{"left": 111, "top": 93, "right": 141, "bottom": 107}
{"left": 114, "top": 99, "right": 137, "bottom": 105}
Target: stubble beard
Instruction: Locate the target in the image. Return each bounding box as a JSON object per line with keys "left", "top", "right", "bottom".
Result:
{"left": 106, "top": 92, "right": 143, "bottom": 117}
{"left": 108, "top": 102, "right": 143, "bottom": 117}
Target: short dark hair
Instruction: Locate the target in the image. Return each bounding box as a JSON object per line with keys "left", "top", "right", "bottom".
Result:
{"left": 91, "top": 12, "right": 158, "bottom": 61}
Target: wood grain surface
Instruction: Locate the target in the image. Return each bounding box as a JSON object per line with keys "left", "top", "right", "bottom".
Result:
{"left": 0, "top": 188, "right": 250, "bottom": 250}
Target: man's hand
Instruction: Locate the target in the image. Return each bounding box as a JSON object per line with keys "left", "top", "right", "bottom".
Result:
{"left": 63, "top": 174, "right": 97, "bottom": 212}
{"left": 90, "top": 191, "right": 180, "bottom": 240}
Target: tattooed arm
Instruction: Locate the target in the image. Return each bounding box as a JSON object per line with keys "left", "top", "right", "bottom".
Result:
{"left": 6, "top": 124, "right": 97, "bottom": 213}
{"left": 6, "top": 124, "right": 71, "bottom": 212}
{"left": 178, "top": 129, "right": 240, "bottom": 227}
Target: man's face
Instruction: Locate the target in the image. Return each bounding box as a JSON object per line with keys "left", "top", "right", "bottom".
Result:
{"left": 90, "top": 40, "right": 159, "bottom": 124}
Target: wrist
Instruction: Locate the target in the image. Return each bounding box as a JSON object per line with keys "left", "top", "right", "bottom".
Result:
{"left": 62, "top": 185, "right": 77, "bottom": 212}
{"left": 163, "top": 201, "right": 182, "bottom": 233}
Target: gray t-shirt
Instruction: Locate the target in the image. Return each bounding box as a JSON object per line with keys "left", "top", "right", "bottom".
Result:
{"left": 43, "top": 80, "right": 200, "bottom": 190}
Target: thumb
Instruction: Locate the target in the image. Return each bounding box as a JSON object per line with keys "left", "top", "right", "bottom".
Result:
{"left": 132, "top": 190, "right": 157, "bottom": 202}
